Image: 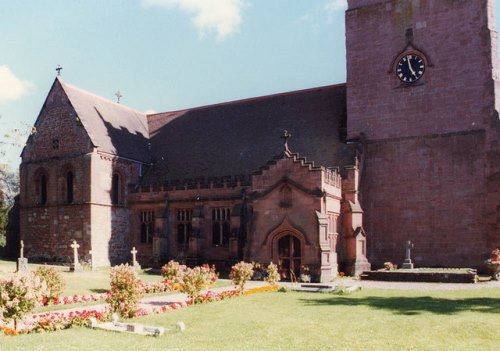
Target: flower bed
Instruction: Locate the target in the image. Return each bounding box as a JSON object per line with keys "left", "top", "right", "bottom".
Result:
{"left": 243, "top": 285, "right": 279, "bottom": 295}
{"left": 43, "top": 293, "right": 109, "bottom": 306}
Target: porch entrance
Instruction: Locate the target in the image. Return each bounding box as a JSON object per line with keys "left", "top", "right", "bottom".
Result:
{"left": 277, "top": 234, "right": 301, "bottom": 281}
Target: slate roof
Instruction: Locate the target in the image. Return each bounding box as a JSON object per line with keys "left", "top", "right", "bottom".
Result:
{"left": 142, "top": 84, "right": 355, "bottom": 184}
{"left": 59, "top": 78, "right": 151, "bottom": 163}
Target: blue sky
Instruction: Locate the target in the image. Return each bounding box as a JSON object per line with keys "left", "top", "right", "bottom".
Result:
{"left": 0, "top": 0, "right": 499, "bottom": 170}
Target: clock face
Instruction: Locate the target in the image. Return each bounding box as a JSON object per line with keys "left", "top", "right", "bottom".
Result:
{"left": 396, "top": 54, "right": 425, "bottom": 83}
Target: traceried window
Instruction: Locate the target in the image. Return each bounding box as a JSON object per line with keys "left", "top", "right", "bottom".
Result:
{"left": 66, "top": 171, "right": 74, "bottom": 204}
{"left": 140, "top": 211, "right": 154, "bottom": 244}
{"left": 111, "top": 173, "right": 120, "bottom": 205}
{"left": 176, "top": 209, "right": 193, "bottom": 247}
{"left": 212, "top": 208, "right": 230, "bottom": 247}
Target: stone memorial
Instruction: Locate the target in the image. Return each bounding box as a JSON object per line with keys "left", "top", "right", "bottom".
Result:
{"left": 88, "top": 313, "right": 169, "bottom": 336}
{"left": 131, "top": 246, "right": 141, "bottom": 270}
{"left": 16, "top": 240, "right": 29, "bottom": 272}
{"left": 70, "top": 240, "right": 84, "bottom": 272}
{"left": 401, "top": 240, "right": 414, "bottom": 269}
{"left": 88, "top": 249, "right": 96, "bottom": 271}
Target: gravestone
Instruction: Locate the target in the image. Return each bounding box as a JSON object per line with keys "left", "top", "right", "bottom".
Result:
{"left": 16, "top": 240, "right": 28, "bottom": 272}
{"left": 89, "top": 250, "right": 96, "bottom": 271}
{"left": 89, "top": 314, "right": 168, "bottom": 336}
{"left": 131, "top": 247, "right": 141, "bottom": 270}
{"left": 401, "top": 240, "right": 414, "bottom": 269}
{"left": 70, "top": 240, "right": 83, "bottom": 272}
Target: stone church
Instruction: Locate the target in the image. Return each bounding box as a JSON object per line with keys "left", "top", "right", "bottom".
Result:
{"left": 19, "top": 0, "right": 499, "bottom": 282}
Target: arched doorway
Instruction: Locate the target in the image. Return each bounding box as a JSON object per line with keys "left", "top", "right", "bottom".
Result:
{"left": 277, "top": 234, "right": 301, "bottom": 281}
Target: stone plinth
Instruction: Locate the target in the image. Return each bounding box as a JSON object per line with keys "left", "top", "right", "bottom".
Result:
{"left": 17, "top": 258, "right": 28, "bottom": 272}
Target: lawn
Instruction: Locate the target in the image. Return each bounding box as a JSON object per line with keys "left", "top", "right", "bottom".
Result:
{"left": 1, "top": 287, "right": 499, "bottom": 351}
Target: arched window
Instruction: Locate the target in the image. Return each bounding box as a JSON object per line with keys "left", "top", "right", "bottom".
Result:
{"left": 111, "top": 173, "right": 120, "bottom": 205}
{"left": 66, "top": 171, "right": 74, "bottom": 204}
{"left": 40, "top": 174, "right": 47, "bottom": 205}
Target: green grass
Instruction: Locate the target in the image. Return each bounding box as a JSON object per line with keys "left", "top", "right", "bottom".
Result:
{"left": 1, "top": 288, "right": 499, "bottom": 351}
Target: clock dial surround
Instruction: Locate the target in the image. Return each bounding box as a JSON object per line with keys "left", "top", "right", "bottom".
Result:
{"left": 396, "top": 54, "right": 425, "bottom": 83}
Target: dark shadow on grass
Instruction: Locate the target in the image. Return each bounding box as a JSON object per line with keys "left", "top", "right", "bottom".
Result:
{"left": 90, "top": 288, "right": 109, "bottom": 294}
{"left": 300, "top": 296, "right": 500, "bottom": 315}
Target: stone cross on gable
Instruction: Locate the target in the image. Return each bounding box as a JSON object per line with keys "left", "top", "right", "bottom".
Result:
{"left": 20, "top": 240, "right": 24, "bottom": 259}
{"left": 56, "top": 64, "right": 63, "bottom": 76}
{"left": 115, "top": 90, "right": 123, "bottom": 103}
{"left": 281, "top": 130, "right": 291, "bottom": 152}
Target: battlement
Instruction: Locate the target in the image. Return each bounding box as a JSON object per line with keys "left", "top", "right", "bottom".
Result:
{"left": 131, "top": 175, "right": 252, "bottom": 193}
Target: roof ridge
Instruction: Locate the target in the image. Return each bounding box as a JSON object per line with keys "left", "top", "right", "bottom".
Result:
{"left": 146, "top": 83, "right": 346, "bottom": 117}
{"left": 58, "top": 77, "right": 146, "bottom": 116}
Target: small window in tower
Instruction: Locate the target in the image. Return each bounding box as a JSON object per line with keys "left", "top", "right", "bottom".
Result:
{"left": 212, "top": 208, "right": 230, "bottom": 246}
{"left": 140, "top": 211, "right": 155, "bottom": 244}
{"left": 66, "top": 171, "right": 74, "bottom": 204}
{"left": 40, "top": 174, "right": 47, "bottom": 205}
{"left": 111, "top": 174, "right": 120, "bottom": 205}
{"left": 52, "top": 139, "right": 60, "bottom": 149}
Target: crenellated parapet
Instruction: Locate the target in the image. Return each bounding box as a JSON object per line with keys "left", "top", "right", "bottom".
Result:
{"left": 131, "top": 175, "right": 252, "bottom": 194}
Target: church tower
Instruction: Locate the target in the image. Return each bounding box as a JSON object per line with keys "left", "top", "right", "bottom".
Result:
{"left": 346, "top": 0, "right": 500, "bottom": 267}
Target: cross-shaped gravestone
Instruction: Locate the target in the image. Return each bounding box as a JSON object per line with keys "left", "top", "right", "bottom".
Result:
{"left": 17, "top": 240, "right": 28, "bottom": 272}
{"left": 131, "top": 247, "right": 141, "bottom": 270}
{"left": 70, "top": 240, "right": 83, "bottom": 272}
{"left": 402, "top": 240, "right": 414, "bottom": 269}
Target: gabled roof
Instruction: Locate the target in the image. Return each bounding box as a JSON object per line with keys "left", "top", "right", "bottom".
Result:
{"left": 142, "top": 84, "right": 355, "bottom": 184}
{"left": 58, "top": 78, "right": 151, "bottom": 163}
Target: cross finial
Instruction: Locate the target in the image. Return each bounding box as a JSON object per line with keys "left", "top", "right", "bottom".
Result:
{"left": 56, "top": 65, "right": 63, "bottom": 76}
{"left": 405, "top": 28, "right": 414, "bottom": 45}
{"left": 115, "top": 90, "right": 123, "bottom": 103}
{"left": 281, "top": 130, "right": 291, "bottom": 152}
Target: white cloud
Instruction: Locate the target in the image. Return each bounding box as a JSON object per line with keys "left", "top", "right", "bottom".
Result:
{"left": 0, "top": 66, "right": 34, "bottom": 105}
{"left": 142, "top": 0, "right": 246, "bottom": 41}
{"left": 325, "top": 0, "right": 347, "bottom": 13}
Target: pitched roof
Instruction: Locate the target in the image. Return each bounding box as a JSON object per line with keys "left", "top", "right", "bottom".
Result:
{"left": 59, "top": 78, "right": 151, "bottom": 163}
{"left": 142, "top": 84, "right": 355, "bottom": 184}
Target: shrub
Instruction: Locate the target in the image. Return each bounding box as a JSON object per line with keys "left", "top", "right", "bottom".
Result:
{"left": 161, "top": 260, "right": 187, "bottom": 286}
{"left": 34, "top": 266, "right": 65, "bottom": 304}
{"left": 106, "top": 264, "right": 144, "bottom": 318}
{"left": 265, "top": 262, "right": 281, "bottom": 286}
{"left": 230, "top": 261, "right": 254, "bottom": 293}
{"left": 179, "top": 264, "right": 218, "bottom": 303}
{"left": 0, "top": 272, "right": 47, "bottom": 329}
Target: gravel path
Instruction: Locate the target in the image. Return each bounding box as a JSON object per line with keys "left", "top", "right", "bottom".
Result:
{"left": 282, "top": 278, "right": 500, "bottom": 291}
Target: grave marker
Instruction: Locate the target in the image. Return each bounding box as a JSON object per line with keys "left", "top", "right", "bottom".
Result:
{"left": 16, "top": 240, "right": 28, "bottom": 272}
{"left": 70, "top": 240, "right": 83, "bottom": 272}
{"left": 402, "top": 240, "right": 415, "bottom": 269}
{"left": 131, "top": 246, "right": 141, "bottom": 270}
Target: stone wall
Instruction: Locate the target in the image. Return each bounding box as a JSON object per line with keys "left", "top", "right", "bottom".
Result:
{"left": 346, "top": 0, "right": 499, "bottom": 268}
